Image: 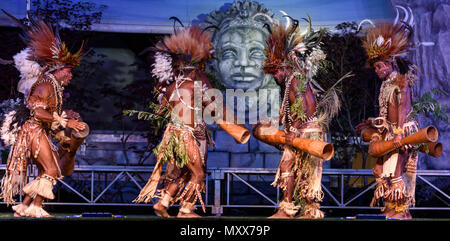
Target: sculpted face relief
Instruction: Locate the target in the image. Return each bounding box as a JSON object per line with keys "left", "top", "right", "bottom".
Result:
{"left": 217, "top": 28, "right": 266, "bottom": 90}
{"left": 204, "top": 0, "right": 277, "bottom": 91}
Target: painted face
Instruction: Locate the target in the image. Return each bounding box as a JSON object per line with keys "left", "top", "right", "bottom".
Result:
{"left": 216, "top": 28, "right": 266, "bottom": 90}
{"left": 54, "top": 67, "right": 73, "bottom": 86}
{"left": 373, "top": 60, "right": 392, "bottom": 80}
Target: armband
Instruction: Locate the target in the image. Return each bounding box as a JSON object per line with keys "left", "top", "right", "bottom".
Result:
{"left": 29, "top": 103, "right": 48, "bottom": 116}
{"left": 51, "top": 111, "right": 68, "bottom": 130}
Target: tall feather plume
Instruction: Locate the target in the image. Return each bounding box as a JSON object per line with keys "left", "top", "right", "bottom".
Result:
{"left": 362, "top": 22, "right": 410, "bottom": 64}
{"left": 263, "top": 22, "right": 288, "bottom": 75}
{"left": 263, "top": 20, "right": 305, "bottom": 80}
{"left": 1, "top": 9, "right": 29, "bottom": 42}
{"left": 2, "top": 9, "right": 84, "bottom": 68}
{"left": 27, "top": 20, "right": 61, "bottom": 65}
{"left": 158, "top": 26, "right": 213, "bottom": 65}
{"left": 27, "top": 20, "right": 84, "bottom": 67}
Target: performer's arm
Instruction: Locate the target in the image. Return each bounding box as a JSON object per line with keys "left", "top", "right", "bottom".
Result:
{"left": 396, "top": 77, "right": 410, "bottom": 130}
{"left": 28, "top": 83, "right": 59, "bottom": 123}
{"left": 394, "top": 76, "right": 411, "bottom": 150}
{"left": 28, "top": 83, "right": 85, "bottom": 131}
{"left": 63, "top": 109, "right": 81, "bottom": 120}
{"left": 391, "top": 89, "right": 403, "bottom": 148}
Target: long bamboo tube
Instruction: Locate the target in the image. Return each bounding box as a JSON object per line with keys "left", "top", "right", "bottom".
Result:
{"left": 368, "top": 125, "right": 438, "bottom": 157}
{"left": 217, "top": 120, "right": 250, "bottom": 144}
{"left": 419, "top": 142, "right": 442, "bottom": 158}
{"left": 253, "top": 125, "right": 334, "bottom": 160}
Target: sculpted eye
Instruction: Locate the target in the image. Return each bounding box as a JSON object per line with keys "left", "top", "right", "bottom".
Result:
{"left": 222, "top": 49, "right": 236, "bottom": 59}
{"left": 250, "top": 48, "right": 265, "bottom": 58}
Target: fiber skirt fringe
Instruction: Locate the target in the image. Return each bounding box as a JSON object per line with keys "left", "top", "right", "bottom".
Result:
{"left": 272, "top": 125, "right": 325, "bottom": 217}
{"left": 22, "top": 177, "right": 55, "bottom": 200}
{"left": 0, "top": 120, "right": 44, "bottom": 205}
{"left": 370, "top": 121, "right": 419, "bottom": 210}
{"left": 134, "top": 124, "right": 204, "bottom": 204}
{"left": 0, "top": 172, "right": 26, "bottom": 205}
{"left": 174, "top": 181, "right": 206, "bottom": 213}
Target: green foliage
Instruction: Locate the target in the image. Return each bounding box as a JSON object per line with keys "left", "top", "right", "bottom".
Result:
{"left": 123, "top": 101, "right": 170, "bottom": 136}
{"left": 153, "top": 131, "right": 190, "bottom": 169}
{"left": 290, "top": 97, "right": 307, "bottom": 122}
{"left": 316, "top": 59, "right": 333, "bottom": 78}
{"left": 295, "top": 74, "right": 306, "bottom": 92}
{"left": 410, "top": 88, "right": 449, "bottom": 124}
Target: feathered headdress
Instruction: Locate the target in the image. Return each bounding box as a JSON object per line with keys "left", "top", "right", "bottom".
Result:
{"left": 152, "top": 23, "right": 213, "bottom": 85}
{"left": 2, "top": 10, "right": 85, "bottom": 70}
{"left": 263, "top": 12, "right": 326, "bottom": 83}
{"left": 360, "top": 5, "right": 414, "bottom": 66}
{"left": 264, "top": 12, "right": 350, "bottom": 131}
{"left": 26, "top": 18, "right": 84, "bottom": 69}
{"left": 362, "top": 23, "right": 410, "bottom": 65}
{"left": 2, "top": 10, "right": 85, "bottom": 97}
{"left": 263, "top": 21, "right": 290, "bottom": 75}
{"left": 156, "top": 26, "right": 212, "bottom": 67}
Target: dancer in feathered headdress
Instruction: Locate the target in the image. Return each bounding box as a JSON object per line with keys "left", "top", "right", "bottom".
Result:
{"left": 132, "top": 19, "right": 250, "bottom": 218}
{"left": 253, "top": 11, "right": 351, "bottom": 219}
{"left": 0, "top": 10, "right": 88, "bottom": 217}
{"left": 355, "top": 6, "right": 423, "bottom": 219}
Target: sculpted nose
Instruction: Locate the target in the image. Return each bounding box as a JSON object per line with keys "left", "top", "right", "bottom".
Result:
{"left": 235, "top": 51, "right": 249, "bottom": 67}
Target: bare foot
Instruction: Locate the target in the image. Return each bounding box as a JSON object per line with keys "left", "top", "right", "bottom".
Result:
{"left": 13, "top": 212, "right": 23, "bottom": 217}
{"left": 153, "top": 202, "right": 170, "bottom": 218}
{"left": 177, "top": 211, "right": 201, "bottom": 218}
{"left": 268, "top": 209, "right": 293, "bottom": 219}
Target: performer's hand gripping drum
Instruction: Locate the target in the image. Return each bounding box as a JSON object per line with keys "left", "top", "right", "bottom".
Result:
{"left": 360, "top": 123, "right": 442, "bottom": 158}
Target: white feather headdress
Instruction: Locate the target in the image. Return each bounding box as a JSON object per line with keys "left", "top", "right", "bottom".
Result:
{"left": 13, "top": 48, "right": 42, "bottom": 97}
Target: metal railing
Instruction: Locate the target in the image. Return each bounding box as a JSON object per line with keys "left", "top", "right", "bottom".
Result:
{"left": 1, "top": 165, "right": 449, "bottom": 216}
{"left": 217, "top": 168, "right": 450, "bottom": 214}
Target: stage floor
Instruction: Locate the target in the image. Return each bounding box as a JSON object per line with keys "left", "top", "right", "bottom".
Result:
{"left": 0, "top": 212, "right": 448, "bottom": 221}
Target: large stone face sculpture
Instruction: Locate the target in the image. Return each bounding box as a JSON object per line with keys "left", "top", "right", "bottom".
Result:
{"left": 204, "top": 0, "right": 278, "bottom": 91}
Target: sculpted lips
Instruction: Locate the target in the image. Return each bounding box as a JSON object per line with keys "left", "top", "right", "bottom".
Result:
{"left": 231, "top": 73, "right": 258, "bottom": 82}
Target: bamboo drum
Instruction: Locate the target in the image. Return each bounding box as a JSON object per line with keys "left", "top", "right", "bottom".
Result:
{"left": 253, "top": 125, "right": 334, "bottom": 160}
{"left": 369, "top": 125, "right": 439, "bottom": 157}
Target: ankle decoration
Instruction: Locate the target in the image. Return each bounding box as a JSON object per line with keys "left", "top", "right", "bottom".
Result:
{"left": 160, "top": 190, "right": 173, "bottom": 208}
{"left": 23, "top": 174, "right": 56, "bottom": 200}
{"left": 174, "top": 182, "right": 206, "bottom": 213}
{"left": 180, "top": 201, "right": 196, "bottom": 214}
{"left": 279, "top": 201, "right": 299, "bottom": 217}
